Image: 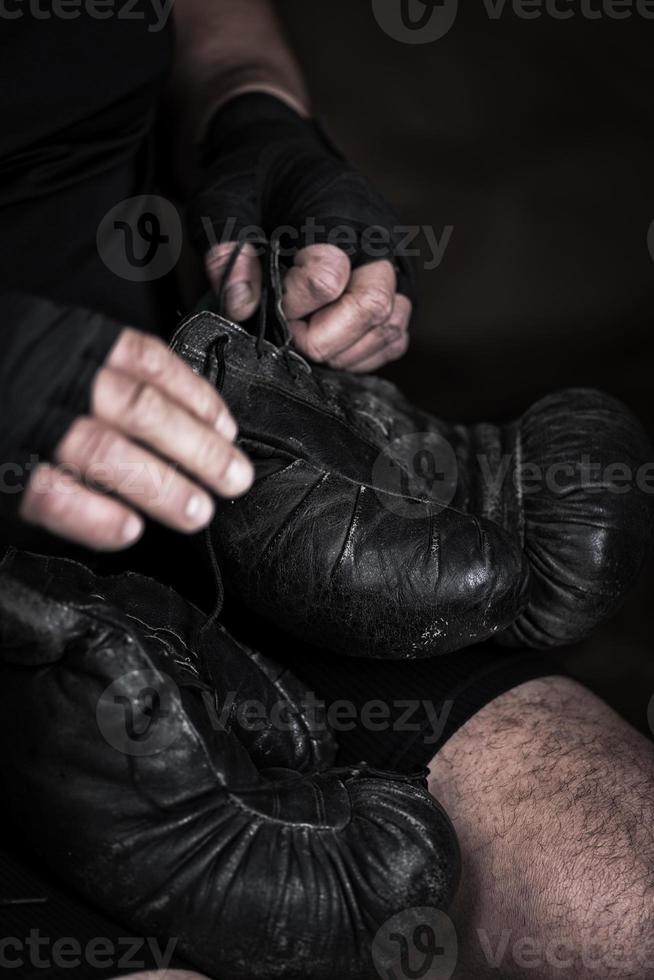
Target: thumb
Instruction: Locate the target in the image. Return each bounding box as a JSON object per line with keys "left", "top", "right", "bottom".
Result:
{"left": 204, "top": 242, "right": 263, "bottom": 322}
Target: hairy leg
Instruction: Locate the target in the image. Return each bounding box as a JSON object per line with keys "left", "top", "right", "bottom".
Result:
{"left": 428, "top": 677, "right": 654, "bottom": 980}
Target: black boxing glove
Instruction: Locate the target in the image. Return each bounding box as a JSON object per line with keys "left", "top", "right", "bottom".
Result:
{"left": 0, "top": 549, "right": 460, "bottom": 980}
{"left": 171, "top": 309, "right": 653, "bottom": 659}
{"left": 0, "top": 287, "right": 123, "bottom": 517}
{"left": 187, "top": 92, "right": 417, "bottom": 305}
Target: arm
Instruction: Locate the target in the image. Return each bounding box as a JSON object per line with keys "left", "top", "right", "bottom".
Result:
{"left": 172, "top": 0, "right": 309, "bottom": 148}
{"left": 1, "top": 289, "right": 252, "bottom": 550}
{"left": 172, "top": 0, "right": 413, "bottom": 374}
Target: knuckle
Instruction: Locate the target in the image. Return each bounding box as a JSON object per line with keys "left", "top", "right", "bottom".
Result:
{"left": 303, "top": 334, "right": 329, "bottom": 363}
{"left": 206, "top": 242, "right": 235, "bottom": 266}
{"left": 305, "top": 266, "right": 347, "bottom": 304}
{"left": 206, "top": 244, "right": 257, "bottom": 286}
{"left": 356, "top": 286, "right": 394, "bottom": 324}
{"left": 327, "top": 352, "right": 346, "bottom": 369}
{"left": 35, "top": 480, "right": 76, "bottom": 524}
{"left": 125, "top": 381, "right": 166, "bottom": 433}
{"left": 19, "top": 478, "right": 47, "bottom": 523}
{"left": 380, "top": 322, "right": 403, "bottom": 344}
{"left": 398, "top": 296, "right": 413, "bottom": 321}
{"left": 78, "top": 422, "right": 124, "bottom": 470}
{"left": 204, "top": 388, "right": 226, "bottom": 424}
{"left": 125, "top": 330, "right": 170, "bottom": 382}
{"left": 197, "top": 432, "right": 232, "bottom": 479}
{"left": 388, "top": 333, "right": 409, "bottom": 359}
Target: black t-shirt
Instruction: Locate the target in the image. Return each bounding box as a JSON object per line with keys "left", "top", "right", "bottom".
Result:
{"left": 0, "top": 12, "right": 176, "bottom": 531}
{"left": 0, "top": 9, "right": 175, "bottom": 325}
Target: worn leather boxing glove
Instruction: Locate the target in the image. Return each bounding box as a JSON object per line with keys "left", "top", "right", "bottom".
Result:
{"left": 0, "top": 549, "right": 460, "bottom": 980}
{"left": 171, "top": 299, "right": 653, "bottom": 659}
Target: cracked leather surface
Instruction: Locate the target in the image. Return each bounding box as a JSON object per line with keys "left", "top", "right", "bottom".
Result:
{"left": 0, "top": 548, "right": 460, "bottom": 980}
{"left": 171, "top": 311, "right": 653, "bottom": 659}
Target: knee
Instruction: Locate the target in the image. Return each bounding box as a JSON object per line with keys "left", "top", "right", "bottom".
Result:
{"left": 544, "top": 852, "right": 654, "bottom": 979}
{"left": 429, "top": 677, "right": 654, "bottom": 980}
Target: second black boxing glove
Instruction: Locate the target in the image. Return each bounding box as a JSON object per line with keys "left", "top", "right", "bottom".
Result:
{"left": 0, "top": 548, "right": 460, "bottom": 980}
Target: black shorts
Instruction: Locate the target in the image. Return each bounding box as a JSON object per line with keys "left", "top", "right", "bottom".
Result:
{"left": 214, "top": 567, "right": 569, "bottom": 773}
{"left": 279, "top": 641, "right": 568, "bottom": 773}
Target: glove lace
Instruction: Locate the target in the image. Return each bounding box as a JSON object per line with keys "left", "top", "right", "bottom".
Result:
{"left": 214, "top": 238, "right": 312, "bottom": 383}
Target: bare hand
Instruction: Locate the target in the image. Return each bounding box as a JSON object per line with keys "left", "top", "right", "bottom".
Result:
{"left": 205, "top": 243, "right": 411, "bottom": 373}
{"left": 20, "top": 328, "right": 254, "bottom": 551}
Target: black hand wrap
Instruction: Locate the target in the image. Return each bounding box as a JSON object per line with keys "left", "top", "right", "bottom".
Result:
{"left": 187, "top": 92, "right": 417, "bottom": 305}
{"left": 0, "top": 288, "right": 123, "bottom": 517}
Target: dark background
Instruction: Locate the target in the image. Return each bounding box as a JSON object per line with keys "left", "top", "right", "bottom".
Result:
{"left": 279, "top": 1, "right": 654, "bottom": 733}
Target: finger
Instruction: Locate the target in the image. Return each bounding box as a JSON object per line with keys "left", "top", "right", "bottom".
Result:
{"left": 282, "top": 244, "right": 350, "bottom": 321}
{"left": 205, "top": 241, "right": 262, "bottom": 321}
{"left": 20, "top": 464, "right": 144, "bottom": 552}
{"left": 345, "top": 330, "right": 409, "bottom": 374}
{"left": 56, "top": 417, "right": 218, "bottom": 533}
{"left": 91, "top": 371, "right": 254, "bottom": 498}
{"left": 289, "top": 260, "right": 396, "bottom": 363}
{"left": 328, "top": 294, "right": 412, "bottom": 371}
{"left": 106, "top": 329, "right": 237, "bottom": 441}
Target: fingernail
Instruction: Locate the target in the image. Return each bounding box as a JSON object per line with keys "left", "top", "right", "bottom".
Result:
{"left": 226, "top": 282, "right": 253, "bottom": 313}
{"left": 185, "top": 493, "right": 215, "bottom": 527}
{"left": 122, "top": 514, "right": 144, "bottom": 543}
{"left": 215, "top": 410, "right": 238, "bottom": 441}
{"left": 224, "top": 456, "right": 254, "bottom": 495}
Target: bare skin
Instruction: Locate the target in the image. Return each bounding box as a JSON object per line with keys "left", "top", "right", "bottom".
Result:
{"left": 428, "top": 677, "right": 654, "bottom": 980}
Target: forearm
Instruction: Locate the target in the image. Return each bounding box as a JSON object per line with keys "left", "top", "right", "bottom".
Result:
{"left": 172, "top": 0, "right": 310, "bottom": 147}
